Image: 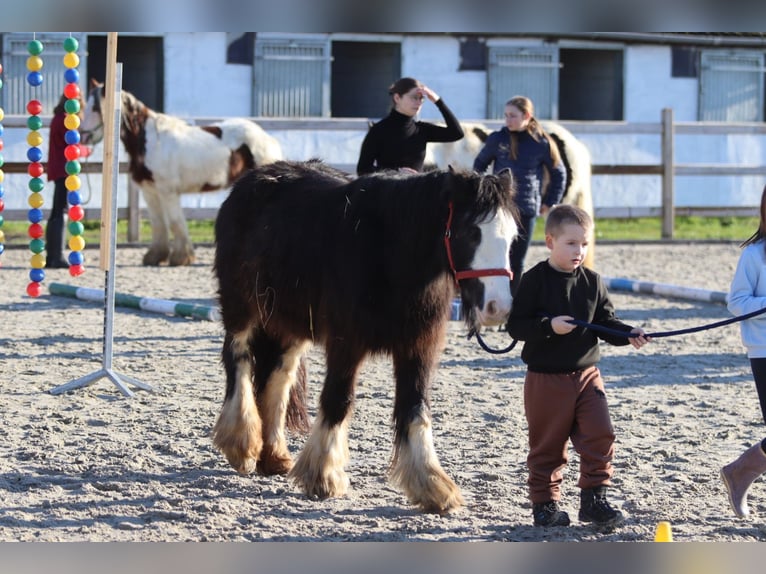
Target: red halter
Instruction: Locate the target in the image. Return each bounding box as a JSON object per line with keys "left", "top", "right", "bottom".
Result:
{"left": 443, "top": 201, "right": 513, "bottom": 284}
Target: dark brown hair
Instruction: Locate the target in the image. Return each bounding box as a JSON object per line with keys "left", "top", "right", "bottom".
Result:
{"left": 741, "top": 184, "right": 766, "bottom": 253}
{"left": 388, "top": 77, "right": 422, "bottom": 97}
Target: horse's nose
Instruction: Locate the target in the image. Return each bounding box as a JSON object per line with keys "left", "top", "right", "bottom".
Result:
{"left": 484, "top": 298, "right": 511, "bottom": 323}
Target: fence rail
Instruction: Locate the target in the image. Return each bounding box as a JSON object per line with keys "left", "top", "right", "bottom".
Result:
{"left": 3, "top": 109, "right": 766, "bottom": 239}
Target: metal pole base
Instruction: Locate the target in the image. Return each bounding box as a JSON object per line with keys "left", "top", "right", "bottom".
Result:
{"left": 49, "top": 368, "right": 154, "bottom": 397}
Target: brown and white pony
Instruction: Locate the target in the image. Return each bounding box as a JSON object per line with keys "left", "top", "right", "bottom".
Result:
{"left": 212, "top": 159, "right": 518, "bottom": 514}
{"left": 426, "top": 121, "right": 595, "bottom": 268}
{"left": 80, "top": 80, "right": 283, "bottom": 266}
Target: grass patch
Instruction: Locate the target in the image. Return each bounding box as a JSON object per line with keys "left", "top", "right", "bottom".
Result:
{"left": 0, "top": 215, "right": 759, "bottom": 247}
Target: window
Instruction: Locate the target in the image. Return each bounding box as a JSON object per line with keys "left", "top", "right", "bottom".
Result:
{"left": 253, "top": 35, "right": 330, "bottom": 117}
{"left": 699, "top": 50, "right": 765, "bottom": 122}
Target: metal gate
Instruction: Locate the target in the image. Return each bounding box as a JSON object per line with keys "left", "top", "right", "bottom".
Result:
{"left": 699, "top": 50, "right": 765, "bottom": 122}
{"left": 253, "top": 36, "right": 330, "bottom": 117}
{"left": 1, "top": 33, "right": 87, "bottom": 115}
{"left": 487, "top": 45, "right": 559, "bottom": 120}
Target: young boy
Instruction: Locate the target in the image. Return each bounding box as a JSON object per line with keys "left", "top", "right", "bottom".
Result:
{"left": 506, "top": 204, "right": 650, "bottom": 528}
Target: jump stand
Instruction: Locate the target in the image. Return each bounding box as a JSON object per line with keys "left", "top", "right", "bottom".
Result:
{"left": 50, "top": 44, "right": 152, "bottom": 398}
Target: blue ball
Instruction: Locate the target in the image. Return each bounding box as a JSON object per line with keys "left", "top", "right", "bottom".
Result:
{"left": 0, "top": 244, "right": 4, "bottom": 256}
{"left": 0, "top": 124, "right": 4, "bottom": 136}
{"left": 68, "top": 250, "right": 84, "bottom": 265}
{"left": 64, "top": 68, "right": 79, "bottom": 84}
{"left": 28, "top": 207, "right": 43, "bottom": 223}
{"left": 0, "top": 183, "right": 4, "bottom": 198}
{"left": 27, "top": 71, "right": 43, "bottom": 87}
{"left": 67, "top": 191, "right": 82, "bottom": 205}
{"left": 27, "top": 147, "right": 43, "bottom": 162}
{"left": 29, "top": 268, "right": 45, "bottom": 283}
{"left": 65, "top": 130, "right": 81, "bottom": 145}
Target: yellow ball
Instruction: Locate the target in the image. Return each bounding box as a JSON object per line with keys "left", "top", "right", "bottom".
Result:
{"left": 63, "top": 52, "right": 80, "bottom": 69}
{"left": 27, "top": 131, "right": 44, "bottom": 147}
{"left": 30, "top": 253, "right": 46, "bottom": 268}
{"left": 0, "top": 170, "right": 4, "bottom": 183}
{"left": 28, "top": 192, "right": 44, "bottom": 208}
{"left": 27, "top": 55, "right": 43, "bottom": 72}
{"left": 0, "top": 107, "right": 4, "bottom": 122}
{"left": 0, "top": 230, "right": 5, "bottom": 243}
{"left": 69, "top": 235, "right": 85, "bottom": 251}
{"left": 64, "top": 114, "right": 81, "bottom": 130}
{"left": 65, "top": 175, "right": 81, "bottom": 191}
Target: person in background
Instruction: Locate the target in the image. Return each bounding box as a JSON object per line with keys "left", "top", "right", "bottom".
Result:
{"left": 721, "top": 184, "right": 766, "bottom": 519}
{"left": 473, "top": 95, "right": 566, "bottom": 294}
{"left": 356, "top": 77, "right": 463, "bottom": 175}
{"left": 507, "top": 204, "right": 650, "bottom": 529}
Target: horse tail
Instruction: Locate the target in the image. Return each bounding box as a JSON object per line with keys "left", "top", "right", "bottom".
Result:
{"left": 285, "top": 355, "right": 311, "bottom": 434}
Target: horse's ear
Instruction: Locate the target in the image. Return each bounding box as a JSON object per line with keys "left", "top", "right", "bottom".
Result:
{"left": 497, "top": 167, "right": 513, "bottom": 189}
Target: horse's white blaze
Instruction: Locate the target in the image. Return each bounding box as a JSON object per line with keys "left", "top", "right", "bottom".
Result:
{"left": 289, "top": 412, "right": 350, "bottom": 498}
{"left": 473, "top": 209, "right": 517, "bottom": 325}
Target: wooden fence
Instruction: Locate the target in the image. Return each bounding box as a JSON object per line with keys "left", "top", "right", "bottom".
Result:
{"left": 3, "top": 108, "right": 766, "bottom": 240}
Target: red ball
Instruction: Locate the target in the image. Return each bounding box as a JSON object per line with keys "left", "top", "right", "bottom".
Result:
{"left": 28, "top": 162, "right": 44, "bottom": 177}
{"left": 0, "top": 140, "right": 3, "bottom": 151}
{"left": 28, "top": 222, "right": 44, "bottom": 238}
{"left": 64, "top": 144, "right": 81, "bottom": 161}
{"left": 63, "top": 82, "right": 81, "bottom": 100}
{"left": 69, "top": 263, "right": 85, "bottom": 277}
{"left": 26, "top": 99, "right": 43, "bottom": 116}
{"left": 68, "top": 205, "right": 84, "bottom": 221}
{"left": 26, "top": 282, "right": 42, "bottom": 297}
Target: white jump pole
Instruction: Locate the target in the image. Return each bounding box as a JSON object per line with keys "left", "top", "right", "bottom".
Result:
{"left": 602, "top": 276, "right": 728, "bottom": 304}
{"left": 50, "top": 34, "right": 153, "bottom": 397}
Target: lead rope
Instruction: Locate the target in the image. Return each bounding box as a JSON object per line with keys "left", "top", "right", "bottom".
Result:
{"left": 468, "top": 306, "right": 766, "bottom": 355}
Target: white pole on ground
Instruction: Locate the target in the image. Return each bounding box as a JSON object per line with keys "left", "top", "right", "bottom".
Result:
{"left": 601, "top": 276, "right": 728, "bottom": 304}
{"left": 50, "top": 34, "right": 153, "bottom": 397}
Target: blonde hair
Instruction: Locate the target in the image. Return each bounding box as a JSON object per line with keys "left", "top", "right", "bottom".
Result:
{"left": 545, "top": 204, "right": 593, "bottom": 237}
{"left": 505, "top": 95, "right": 562, "bottom": 167}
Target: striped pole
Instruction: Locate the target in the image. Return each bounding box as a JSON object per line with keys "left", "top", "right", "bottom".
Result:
{"left": 49, "top": 282, "right": 221, "bottom": 322}
{"left": 602, "top": 276, "right": 728, "bottom": 304}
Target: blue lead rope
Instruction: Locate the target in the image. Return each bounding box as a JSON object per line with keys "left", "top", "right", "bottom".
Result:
{"left": 469, "top": 306, "right": 766, "bottom": 354}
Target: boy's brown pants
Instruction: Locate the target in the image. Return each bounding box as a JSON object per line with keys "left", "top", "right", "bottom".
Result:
{"left": 524, "top": 366, "right": 615, "bottom": 504}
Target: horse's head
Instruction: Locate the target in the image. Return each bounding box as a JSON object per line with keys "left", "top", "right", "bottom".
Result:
{"left": 445, "top": 167, "right": 518, "bottom": 330}
{"left": 80, "top": 79, "right": 105, "bottom": 146}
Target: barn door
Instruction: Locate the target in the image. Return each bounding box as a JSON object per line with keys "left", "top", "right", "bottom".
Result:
{"left": 699, "top": 50, "right": 765, "bottom": 122}
{"left": 487, "top": 45, "right": 559, "bottom": 120}
{"left": 253, "top": 35, "right": 331, "bottom": 117}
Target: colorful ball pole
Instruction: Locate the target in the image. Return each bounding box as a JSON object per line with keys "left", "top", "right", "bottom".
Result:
{"left": 26, "top": 38, "right": 44, "bottom": 297}
{"left": 0, "top": 61, "right": 5, "bottom": 267}
{"left": 62, "top": 35, "right": 85, "bottom": 277}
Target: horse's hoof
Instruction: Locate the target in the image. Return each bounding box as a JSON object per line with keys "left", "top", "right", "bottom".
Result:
{"left": 143, "top": 248, "right": 169, "bottom": 266}
{"left": 257, "top": 455, "right": 293, "bottom": 476}
{"left": 168, "top": 250, "right": 196, "bottom": 266}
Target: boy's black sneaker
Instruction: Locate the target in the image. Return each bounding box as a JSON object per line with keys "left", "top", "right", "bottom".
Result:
{"left": 532, "top": 500, "right": 571, "bottom": 526}
{"left": 578, "top": 486, "right": 624, "bottom": 528}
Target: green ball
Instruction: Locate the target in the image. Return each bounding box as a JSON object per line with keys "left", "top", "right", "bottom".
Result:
{"left": 27, "top": 115, "right": 43, "bottom": 131}
{"left": 63, "top": 37, "right": 79, "bottom": 53}
{"left": 0, "top": 79, "right": 3, "bottom": 89}
{"left": 29, "top": 177, "right": 45, "bottom": 192}
{"left": 27, "top": 39, "right": 43, "bottom": 55}
{"left": 65, "top": 160, "right": 81, "bottom": 175}
{"left": 64, "top": 99, "right": 80, "bottom": 114}
{"left": 68, "top": 220, "right": 84, "bottom": 236}
{"left": 30, "top": 237, "right": 45, "bottom": 253}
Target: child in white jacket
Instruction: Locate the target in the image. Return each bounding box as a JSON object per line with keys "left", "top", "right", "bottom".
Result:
{"left": 722, "top": 184, "right": 766, "bottom": 518}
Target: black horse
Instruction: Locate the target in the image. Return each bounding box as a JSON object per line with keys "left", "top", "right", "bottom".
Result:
{"left": 212, "top": 159, "right": 518, "bottom": 514}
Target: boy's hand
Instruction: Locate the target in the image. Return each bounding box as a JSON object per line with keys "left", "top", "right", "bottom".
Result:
{"left": 629, "top": 328, "right": 651, "bottom": 349}
{"left": 552, "top": 315, "right": 577, "bottom": 335}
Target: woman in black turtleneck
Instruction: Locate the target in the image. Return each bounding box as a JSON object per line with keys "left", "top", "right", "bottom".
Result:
{"left": 356, "top": 77, "right": 464, "bottom": 175}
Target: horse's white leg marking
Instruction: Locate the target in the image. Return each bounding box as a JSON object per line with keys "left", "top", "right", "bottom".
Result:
{"left": 259, "top": 341, "right": 311, "bottom": 475}
{"left": 389, "top": 407, "right": 464, "bottom": 514}
{"left": 164, "top": 192, "right": 195, "bottom": 266}
{"left": 212, "top": 330, "right": 262, "bottom": 475}
{"left": 139, "top": 183, "right": 171, "bottom": 265}
{"left": 288, "top": 411, "right": 350, "bottom": 499}
{"left": 472, "top": 210, "right": 517, "bottom": 326}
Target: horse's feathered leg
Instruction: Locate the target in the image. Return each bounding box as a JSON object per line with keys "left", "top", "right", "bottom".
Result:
{"left": 256, "top": 340, "right": 311, "bottom": 475}
{"left": 389, "top": 328, "right": 464, "bottom": 514}
{"left": 139, "top": 182, "right": 171, "bottom": 266}
{"left": 289, "top": 341, "right": 363, "bottom": 499}
{"left": 165, "top": 192, "right": 195, "bottom": 266}
{"left": 212, "top": 330, "right": 262, "bottom": 475}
